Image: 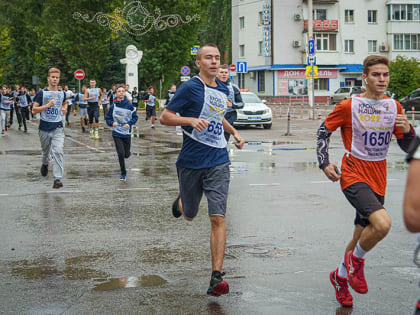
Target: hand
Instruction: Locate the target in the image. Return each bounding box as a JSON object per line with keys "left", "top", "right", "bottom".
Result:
{"left": 123, "top": 124, "right": 130, "bottom": 129}
{"left": 48, "top": 99, "right": 56, "bottom": 108}
{"left": 61, "top": 108, "right": 67, "bottom": 115}
{"left": 396, "top": 109, "right": 410, "bottom": 133}
{"left": 233, "top": 133, "right": 245, "bottom": 149}
{"left": 323, "top": 163, "right": 341, "bottom": 182}
{"left": 190, "top": 118, "right": 210, "bottom": 131}
{"left": 227, "top": 101, "right": 232, "bottom": 108}
{"left": 112, "top": 122, "right": 118, "bottom": 127}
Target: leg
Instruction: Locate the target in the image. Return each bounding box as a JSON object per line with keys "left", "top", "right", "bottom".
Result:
{"left": 15, "top": 105, "right": 22, "bottom": 125}
{"left": 0, "top": 110, "right": 6, "bottom": 131}
{"left": 9, "top": 104, "right": 14, "bottom": 125}
{"left": 358, "top": 209, "right": 391, "bottom": 251}
{"left": 88, "top": 106, "right": 94, "bottom": 129}
{"left": 21, "top": 108, "right": 27, "bottom": 131}
{"left": 210, "top": 216, "right": 226, "bottom": 271}
{"left": 176, "top": 166, "right": 204, "bottom": 221}
{"left": 123, "top": 137, "right": 131, "bottom": 159}
{"left": 50, "top": 128, "right": 65, "bottom": 180}
{"left": 345, "top": 224, "right": 364, "bottom": 253}
{"left": 113, "top": 137, "right": 126, "bottom": 175}
{"left": 65, "top": 104, "right": 71, "bottom": 123}
{"left": 39, "top": 130, "right": 52, "bottom": 166}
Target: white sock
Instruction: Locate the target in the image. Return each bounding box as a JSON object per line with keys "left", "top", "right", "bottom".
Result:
{"left": 353, "top": 242, "right": 367, "bottom": 258}
{"left": 338, "top": 260, "right": 347, "bottom": 278}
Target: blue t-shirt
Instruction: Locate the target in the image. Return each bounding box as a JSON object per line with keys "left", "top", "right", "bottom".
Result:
{"left": 166, "top": 77, "right": 230, "bottom": 169}
{"left": 34, "top": 89, "right": 66, "bottom": 131}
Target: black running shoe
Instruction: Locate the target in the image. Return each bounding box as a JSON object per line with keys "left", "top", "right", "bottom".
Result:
{"left": 82, "top": 126, "right": 86, "bottom": 133}
{"left": 41, "top": 164, "right": 48, "bottom": 177}
{"left": 172, "top": 195, "right": 182, "bottom": 218}
{"left": 207, "top": 271, "right": 229, "bottom": 297}
{"left": 53, "top": 179, "right": 63, "bottom": 189}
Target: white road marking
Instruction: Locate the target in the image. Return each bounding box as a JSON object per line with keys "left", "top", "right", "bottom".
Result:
{"left": 0, "top": 194, "right": 9, "bottom": 196}
{"left": 249, "top": 183, "right": 281, "bottom": 186}
{"left": 65, "top": 137, "right": 105, "bottom": 153}
{"left": 117, "top": 188, "right": 150, "bottom": 191}
{"left": 311, "top": 181, "right": 333, "bottom": 184}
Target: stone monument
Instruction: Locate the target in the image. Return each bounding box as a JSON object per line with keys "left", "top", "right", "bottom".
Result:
{"left": 120, "top": 45, "right": 143, "bottom": 90}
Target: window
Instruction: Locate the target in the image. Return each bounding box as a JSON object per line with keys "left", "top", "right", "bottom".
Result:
{"left": 345, "top": 10, "right": 354, "bottom": 23}
{"left": 388, "top": 4, "right": 420, "bottom": 21}
{"left": 315, "top": 33, "right": 337, "bottom": 51}
{"left": 368, "top": 40, "right": 377, "bottom": 53}
{"left": 258, "top": 12, "right": 263, "bottom": 25}
{"left": 314, "top": 79, "right": 328, "bottom": 91}
{"left": 313, "top": 9, "right": 327, "bottom": 20}
{"left": 344, "top": 40, "right": 354, "bottom": 53}
{"left": 238, "top": 73, "right": 245, "bottom": 89}
{"left": 258, "top": 41, "right": 263, "bottom": 55}
{"left": 258, "top": 71, "right": 265, "bottom": 92}
{"left": 240, "top": 16, "right": 245, "bottom": 29}
{"left": 393, "top": 34, "right": 420, "bottom": 50}
{"left": 239, "top": 44, "right": 245, "bottom": 57}
{"left": 368, "top": 10, "right": 377, "bottom": 23}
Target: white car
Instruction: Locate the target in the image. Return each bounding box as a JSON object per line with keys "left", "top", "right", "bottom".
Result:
{"left": 234, "top": 92, "right": 272, "bottom": 129}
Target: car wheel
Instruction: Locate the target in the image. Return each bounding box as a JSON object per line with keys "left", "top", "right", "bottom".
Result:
{"left": 263, "top": 123, "right": 272, "bottom": 129}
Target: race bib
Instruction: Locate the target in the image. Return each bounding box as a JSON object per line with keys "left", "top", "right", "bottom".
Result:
{"left": 40, "top": 91, "right": 64, "bottom": 123}
{"left": 112, "top": 106, "right": 132, "bottom": 135}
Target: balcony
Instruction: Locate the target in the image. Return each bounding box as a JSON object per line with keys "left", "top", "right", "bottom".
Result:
{"left": 303, "top": 19, "right": 339, "bottom": 32}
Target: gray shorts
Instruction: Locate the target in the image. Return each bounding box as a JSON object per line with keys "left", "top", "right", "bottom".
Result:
{"left": 79, "top": 108, "right": 88, "bottom": 118}
{"left": 177, "top": 162, "right": 230, "bottom": 219}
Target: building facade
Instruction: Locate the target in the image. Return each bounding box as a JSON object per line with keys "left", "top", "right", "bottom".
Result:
{"left": 232, "top": 0, "right": 420, "bottom": 102}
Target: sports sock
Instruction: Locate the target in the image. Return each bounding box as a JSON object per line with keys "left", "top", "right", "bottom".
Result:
{"left": 338, "top": 260, "right": 347, "bottom": 278}
{"left": 353, "top": 242, "right": 367, "bottom": 258}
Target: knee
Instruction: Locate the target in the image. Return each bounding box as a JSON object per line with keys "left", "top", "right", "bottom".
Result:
{"left": 210, "top": 216, "right": 225, "bottom": 228}
{"left": 373, "top": 218, "right": 392, "bottom": 238}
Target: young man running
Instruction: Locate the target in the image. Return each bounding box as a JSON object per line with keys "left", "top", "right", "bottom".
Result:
{"left": 145, "top": 86, "right": 157, "bottom": 128}
{"left": 317, "top": 55, "right": 415, "bottom": 307}
{"left": 105, "top": 84, "right": 138, "bottom": 181}
{"left": 10, "top": 84, "right": 23, "bottom": 129}
{"left": 16, "top": 86, "right": 32, "bottom": 133}
{"left": 84, "top": 79, "right": 103, "bottom": 139}
{"left": 64, "top": 86, "right": 74, "bottom": 126}
{"left": 32, "top": 67, "right": 68, "bottom": 189}
{"left": 217, "top": 65, "right": 244, "bottom": 141}
{"left": 1, "top": 86, "right": 14, "bottom": 134}
{"left": 76, "top": 85, "right": 89, "bottom": 132}
{"left": 160, "top": 44, "right": 245, "bottom": 297}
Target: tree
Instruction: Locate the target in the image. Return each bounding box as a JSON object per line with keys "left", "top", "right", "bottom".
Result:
{"left": 389, "top": 56, "right": 420, "bottom": 100}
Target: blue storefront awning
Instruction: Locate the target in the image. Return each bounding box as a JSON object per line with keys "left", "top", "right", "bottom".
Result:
{"left": 338, "top": 64, "right": 363, "bottom": 73}
{"left": 247, "top": 64, "right": 362, "bottom": 72}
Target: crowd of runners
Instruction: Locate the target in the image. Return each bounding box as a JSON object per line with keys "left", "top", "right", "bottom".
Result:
{"left": 1, "top": 44, "right": 419, "bottom": 311}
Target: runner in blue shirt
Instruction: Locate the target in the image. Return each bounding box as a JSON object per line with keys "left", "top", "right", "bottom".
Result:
{"left": 160, "top": 44, "right": 245, "bottom": 297}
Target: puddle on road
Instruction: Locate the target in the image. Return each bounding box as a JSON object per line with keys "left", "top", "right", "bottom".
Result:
{"left": 225, "top": 244, "right": 292, "bottom": 259}
{"left": 93, "top": 275, "right": 167, "bottom": 291}
{"left": 1, "top": 150, "right": 41, "bottom": 156}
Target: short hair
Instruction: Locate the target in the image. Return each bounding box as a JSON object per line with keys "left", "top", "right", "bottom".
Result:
{"left": 219, "top": 64, "right": 229, "bottom": 70}
{"left": 196, "top": 43, "right": 219, "bottom": 60}
{"left": 48, "top": 67, "right": 60, "bottom": 77}
{"left": 363, "top": 55, "right": 389, "bottom": 75}
{"left": 116, "top": 84, "right": 125, "bottom": 90}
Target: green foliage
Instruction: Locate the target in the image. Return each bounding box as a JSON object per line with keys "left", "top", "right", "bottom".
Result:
{"left": 389, "top": 55, "right": 420, "bottom": 99}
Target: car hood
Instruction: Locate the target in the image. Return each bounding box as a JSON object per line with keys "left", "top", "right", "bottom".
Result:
{"left": 242, "top": 103, "right": 269, "bottom": 111}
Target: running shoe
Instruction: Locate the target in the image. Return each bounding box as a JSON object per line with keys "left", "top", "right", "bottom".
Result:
{"left": 1, "top": 130, "right": 4, "bottom": 134}
{"left": 151, "top": 124, "right": 155, "bottom": 128}
{"left": 41, "top": 164, "right": 48, "bottom": 177}
{"left": 415, "top": 300, "right": 420, "bottom": 315}
{"left": 52, "top": 179, "right": 63, "bottom": 189}
{"left": 18, "top": 125, "right": 21, "bottom": 130}
{"left": 207, "top": 271, "right": 229, "bottom": 297}
{"left": 24, "top": 129, "right": 27, "bottom": 133}
{"left": 94, "top": 130, "right": 99, "bottom": 139}
{"left": 345, "top": 250, "right": 368, "bottom": 294}
{"left": 330, "top": 269, "right": 353, "bottom": 307}
{"left": 120, "top": 174, "right": 127, "bottom": 182}
{"left": 82, "top": 126, "right": 85, "bottom": 133}
{"left": 90, "top": 130, "right": 94, "bottom": 138}
{"left": 172, "top": 195, "right": 182, "bottom": 218}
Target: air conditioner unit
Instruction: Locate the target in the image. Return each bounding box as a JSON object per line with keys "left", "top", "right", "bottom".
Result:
{"left": 250, "top": 71, "right": 256, "bottom": 80}
{"left": 293, "top": 40, "right": 301, "bottom": 48}
{"left": 379, "top": 44, "right": 389, "bottom": 52}
{"left": 294, "top": 13, "right": 302, "bottom": 21}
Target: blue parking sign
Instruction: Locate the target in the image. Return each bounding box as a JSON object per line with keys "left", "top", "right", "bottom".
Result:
{"left": 308, "top": 39, "right": 315, "bottom": 55}
{"left": 237, "top": 61, "right": 248, "bottom": 73}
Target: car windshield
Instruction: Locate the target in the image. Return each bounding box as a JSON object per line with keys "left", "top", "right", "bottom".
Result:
{"left": 241, "top": 93, "right": 262, "bottom": 103}
{"left": 352, "top": 87, "right": 362, "bottom": 93}
{"left": 341, "top": 88, "right": 350, "bottom": 93}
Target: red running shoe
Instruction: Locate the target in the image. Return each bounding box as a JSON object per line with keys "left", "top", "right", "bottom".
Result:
{"left": 345, "top": 250, "right": 368, "bottom": 294}
{"left": 330, "top": 269, "right": 353, "bottom": 307}
{"left": 207, "top": 272, "right": 229, "bottom": 297}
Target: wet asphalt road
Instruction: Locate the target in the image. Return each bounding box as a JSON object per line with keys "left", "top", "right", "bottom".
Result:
{"left": 0, "top": 112, "right": 418, "bottom": 315}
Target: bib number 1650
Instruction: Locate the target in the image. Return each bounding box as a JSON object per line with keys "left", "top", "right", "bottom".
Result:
{"left": 362, "top": 131, "right": 391, "bottom": 146}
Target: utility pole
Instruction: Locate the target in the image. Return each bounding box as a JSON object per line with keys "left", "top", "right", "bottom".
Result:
{"left": 308, "top": 0, "right": 315, "bottom": 120}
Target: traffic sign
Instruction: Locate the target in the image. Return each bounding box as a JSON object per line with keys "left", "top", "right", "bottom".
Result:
{"left": 306, "top": 66, "right": 318, "bottom": 79}
{"left": 191, "top": 45, "right": 200, "bottom": 55}
{"left": 180, "top": 66, "right": 191, "bottom": 76}
{"left": 307, "top": 56, "right": 316, "bottom": 66}
{"left": 237, "top": 61, "right": 248, "bottom": 73}
{"left": 229, "top": 64, "right": 236, "bottom": 72}
{"left": 180, "top": 76, "right": 190, "bottom": 82}
{"left": 74, "top": 69, "right": 85, "bottom": 80}
{"left": 308, "top": 39, "right": 315, "bottom": 55}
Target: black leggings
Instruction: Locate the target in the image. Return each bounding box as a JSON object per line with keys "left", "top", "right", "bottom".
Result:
{"left": 65, "top": 104, "right": 72, "bottom": 123}
{"left": 20, "top": 107, "right": 30, "bottom": 130}
{"left": 113, "top": 136, "right": 131, "bottom": 175}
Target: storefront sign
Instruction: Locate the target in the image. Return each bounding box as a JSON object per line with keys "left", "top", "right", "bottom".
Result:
{"left": 304, "top": 20, "right": 339, "bottom": 31}
{"left": 262, "top": 3, "right": 271, "bottom": 57}
{"left": 278, "top": 69, "right": 338, "bottom": 79}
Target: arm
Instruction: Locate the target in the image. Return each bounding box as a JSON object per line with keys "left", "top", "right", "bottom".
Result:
{"left": 395, "top": 107, "right": 414, "bottom": 152}
{"left": 317, "top": 121, "right": 340, "bottom": 182}
{"left": 403, "top": 159, "right": 420, "bottom": 232}
{"left": 32, "top": 100, "right": 54, "bottom": 114}
{"left": 222, "top": 118, "right": 245, "bottom": 149}
{"left": 105, "top": 104, "right": 114, "bottom": 127}
{"left": 99, "top": 90, "right": 103, "bottom": 105}
{"left": 232, "top": 86, "right": 244, "bottom": 109}
{"left": 128, "top": 107, "right": 138, "bottom": 126}
{"left": 84, "top": 90, "right": 92, "bottom": 101}
{"left": 159, "top": 108, "right": 209, "bottom": 131}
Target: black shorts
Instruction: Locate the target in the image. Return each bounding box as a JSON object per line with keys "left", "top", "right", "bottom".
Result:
{"left": 146, "top": 106, "right": 156, "bottom": 118}
{"left": 87, "top": 102, "right": 99, "bottom": 123}
{"left": 343, "top": 182, "right": 385, "bottom": 227}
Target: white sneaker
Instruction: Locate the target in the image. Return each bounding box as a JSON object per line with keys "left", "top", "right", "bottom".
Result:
{"left": 151, "top": 124, "right": 155, "bottom": 128}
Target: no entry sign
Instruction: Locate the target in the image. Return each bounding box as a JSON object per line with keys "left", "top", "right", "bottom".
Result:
{"left": 229, "top": 64, "right": 236, "bottom": 72}
{"left": 74, "top": 69, "right": 85, "bottom": 80}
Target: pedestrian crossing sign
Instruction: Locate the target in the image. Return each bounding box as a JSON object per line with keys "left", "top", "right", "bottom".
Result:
{"left": 305, "top": 66, "right": 318, "bottom": 79}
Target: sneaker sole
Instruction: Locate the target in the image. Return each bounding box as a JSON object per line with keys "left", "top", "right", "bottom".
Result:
{"left": 207, "top": 281, "right": 229, "bottom": 297}
{"left": 172, "top": 196, "right": 182, "bottom": 218}
{"left": 329, "top": 271, "right": 353, "bottom": 307}
{"left": 344, "top": 251, "right": 368, "bottom": 294}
